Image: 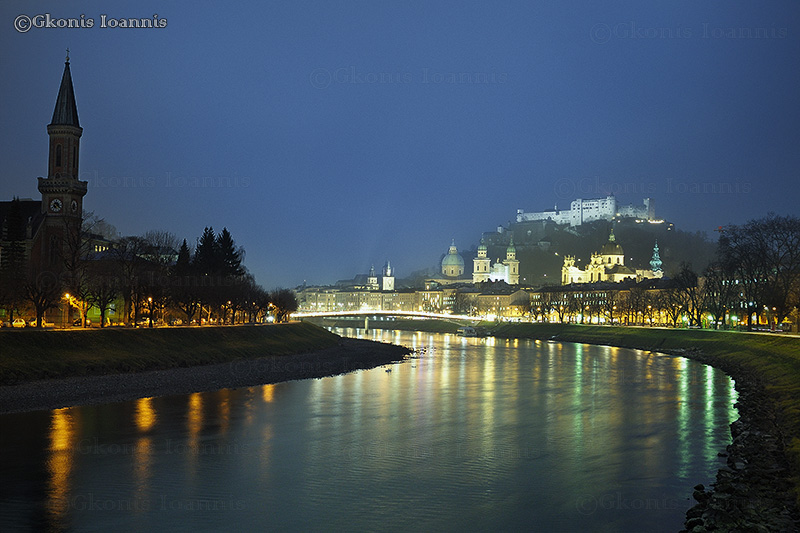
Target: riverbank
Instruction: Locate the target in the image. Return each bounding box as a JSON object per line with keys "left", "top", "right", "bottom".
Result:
{"left": 0, "top": 323, "right": 409, "bottom": 414}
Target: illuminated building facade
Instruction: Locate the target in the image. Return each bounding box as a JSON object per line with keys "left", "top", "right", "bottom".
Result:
{"left": 516, "top": 195, "right": 655, "bottom": 227}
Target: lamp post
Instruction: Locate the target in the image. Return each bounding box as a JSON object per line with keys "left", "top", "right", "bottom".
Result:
{"left": 148, "top": 297, "right": 153, "bottom": 328}
{"left": 63, "top": 293, "right": 71, "bottom": 329}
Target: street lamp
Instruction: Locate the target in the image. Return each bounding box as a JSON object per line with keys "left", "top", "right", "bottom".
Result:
{"left": 148, "top": 297, "right": 153, "bottom": 328}
{"left": 63, "top": 293, "right": 71, "bottom": 328}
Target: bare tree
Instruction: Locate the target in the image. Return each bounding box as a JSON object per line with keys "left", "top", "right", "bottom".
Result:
{"left": 24, "top": 267, "right": 62, "bottom": 327}
{"left": 86, "top": 258, "right": 120, "bottom": 328}
{"left": 599, "top": 289, "right": 620, "bottom": 325}
{"left": 61, "top": 211, "right": 102, "bottom": 327}
{"left": 701, "top": 262, "right": 738, "bottom": 329}
{"left": 269, "top": 289, "right": 298, "bottom": 323}
{"left": 717, "top": 214, "right": 800, "bottom": 329}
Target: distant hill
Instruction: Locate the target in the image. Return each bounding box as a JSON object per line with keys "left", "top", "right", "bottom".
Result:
{"left": 401, "top": 218, "right": 717, "bottom": 289}
{"left": 472, "top": 218, "right": 716, "bottom": 287}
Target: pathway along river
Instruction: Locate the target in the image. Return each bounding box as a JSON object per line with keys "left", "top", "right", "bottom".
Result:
{"left": 0, "top": 328, "right": 737, "bottom": 532}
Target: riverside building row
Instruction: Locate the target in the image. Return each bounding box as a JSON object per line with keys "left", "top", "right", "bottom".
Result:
{"left": 298, "top": 230, "right": 666, "bottom": 319}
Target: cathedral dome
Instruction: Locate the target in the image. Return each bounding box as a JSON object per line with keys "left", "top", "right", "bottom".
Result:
{"left": 599, "top": 241, "right": 624, "bottom": 256}
{"left": 599, "top": 229, "right": 623, "bottom": 256}
{"left": 442, "top": 240, "right": 465, "bottom": 277}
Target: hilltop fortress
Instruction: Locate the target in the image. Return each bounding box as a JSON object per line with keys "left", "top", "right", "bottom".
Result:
{"left": 516, "top": 196, "right": 655, "bottom": 227}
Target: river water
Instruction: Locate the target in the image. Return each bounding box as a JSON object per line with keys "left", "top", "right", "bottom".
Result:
{"left": 0, "top": 329, "right": 737, "bottom": 532}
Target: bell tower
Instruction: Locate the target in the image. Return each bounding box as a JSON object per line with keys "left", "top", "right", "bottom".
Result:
{"left": 37, "top": 52, "right": 88, "bottom": 266}
{"left": 473, "top": 238, "right": 491, "bottom": 283}
{"left": 504, "top": 236, "right": 520, "bottom": 284}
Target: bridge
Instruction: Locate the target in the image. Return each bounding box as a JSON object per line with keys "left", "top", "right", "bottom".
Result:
{"left": 294, "top": 310, "right": 475, "bottom": 321}
{"left": 293, "top": 310, "right": 480, "bottom": 330}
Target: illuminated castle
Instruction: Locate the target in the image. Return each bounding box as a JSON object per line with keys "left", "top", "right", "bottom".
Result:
{"left": 516, "top": 195, "right": 655, "bottom": 227}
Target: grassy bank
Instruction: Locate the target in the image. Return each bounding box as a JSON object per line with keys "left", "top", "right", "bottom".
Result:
{"left": 0, "top": 323, "right": 340, "bottom": 386}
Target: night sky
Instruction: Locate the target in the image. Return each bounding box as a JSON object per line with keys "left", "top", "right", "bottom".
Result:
{"left": 2, "top": 2, "right": 798, "bottom": 288}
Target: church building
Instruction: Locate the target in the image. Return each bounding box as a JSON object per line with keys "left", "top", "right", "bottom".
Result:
{"left": 561, "top": 229, "right": 663, "bottom": 285}
{"left": 474, "top": 237, "right": 519, "bottom": 285}
{"left": 0, "top": 53, "right": 87, "bottom": 273}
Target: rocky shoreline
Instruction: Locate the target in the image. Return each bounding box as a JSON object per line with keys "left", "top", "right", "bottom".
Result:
{"left": 0, "top": 337, "right": 410, "bottom": 414}
{"left": 675, "top": 348, "right": 800, "bottom": 532}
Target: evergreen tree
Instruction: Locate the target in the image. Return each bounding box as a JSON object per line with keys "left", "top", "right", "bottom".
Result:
{"left": 193, "top": 227, "right": 219, "bottom": 275}
{"left": 174, "top": 239, "right": 192, "bottom": 277}
{"left": 170, "top": 239, "right": 201, "bottom": 324}
{"left": 216, "top": 227, "right": 244, "bottom": 276}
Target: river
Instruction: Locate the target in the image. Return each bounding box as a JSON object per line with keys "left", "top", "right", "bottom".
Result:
{"left": 0, "top": 328, "right": 737, "bottom": 532}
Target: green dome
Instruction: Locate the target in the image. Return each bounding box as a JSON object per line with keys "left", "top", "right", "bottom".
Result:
{"left": 442, "top": 250, "right": 465, "bottom": 269}
{"left": 442, "top": 240, "right": 465, "bottom": 275}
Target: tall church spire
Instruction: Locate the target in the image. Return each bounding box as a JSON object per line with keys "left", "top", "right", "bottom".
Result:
{"left": 50, "top": 54, "right": 80, "bottom": 127}
{"left": 39, "top": 55, "right": 87, "bottom": 221}
{"left": 37, "top": 55, "right": 88, "bottom": 268}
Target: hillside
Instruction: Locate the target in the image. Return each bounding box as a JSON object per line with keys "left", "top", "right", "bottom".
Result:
{"left": 474, "top": 218, "right": 716, "bottom": 286}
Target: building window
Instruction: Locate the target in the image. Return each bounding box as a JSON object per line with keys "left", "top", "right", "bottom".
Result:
{"left": 55, "top": 145, "right": 62, "bottom": 167}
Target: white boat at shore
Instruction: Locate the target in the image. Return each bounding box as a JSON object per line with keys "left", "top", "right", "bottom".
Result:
{"left": 457, "top": 326, "right": 489, "bottom": 337}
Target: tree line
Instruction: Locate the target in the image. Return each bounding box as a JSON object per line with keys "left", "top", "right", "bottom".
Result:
{"left": 0, "top": 201, "right": 297, "bottom": 327}
{"left": 529, "top": 214, "right": 800, "bottom": 330}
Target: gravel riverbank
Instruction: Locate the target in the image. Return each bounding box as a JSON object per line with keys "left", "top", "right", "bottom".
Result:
{"left": 0, "top": 337, "right": 409, "bottom": 414}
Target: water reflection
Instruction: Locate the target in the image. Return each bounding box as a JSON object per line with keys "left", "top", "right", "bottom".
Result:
{"left": 47, "top": 408, "right": 76, "bottom": 525}
{"left": 0, "top": 330, "right": 737, "bottom": 532}
{"left": 135, "top": 397, "right": 156, "bottom": 432}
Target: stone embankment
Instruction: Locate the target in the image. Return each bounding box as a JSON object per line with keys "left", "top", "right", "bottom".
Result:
{"left": 679, "top": 349, "right": 799, "bottom": 532}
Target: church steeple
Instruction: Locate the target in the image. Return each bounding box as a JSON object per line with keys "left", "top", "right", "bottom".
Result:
{"left": 50, "top": 53, "right": 80, "bottom": 127}
{"left": 39, "top": 54, "right": 87, "bottom": 223}
{"left": 45, "top": 54, "right": 84, "bottom": 183}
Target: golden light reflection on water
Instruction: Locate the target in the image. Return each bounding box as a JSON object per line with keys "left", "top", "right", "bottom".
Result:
{"left": 47, "top": 408, "right": 76, "bottom": 523}
{"left": 262, "top": 384, "right": 275, "bottom": 403}
{"left": 185, "top": 392, "right": 203, "bottom": 477}
{"left": 135, "top": 397, "right": 156, "bottom": 432}
{"left": 133, "top": 398, "right": 156, "bottom": 499}
{"left": 133, "top": 435, "right": 152, "bottom": 491}
{"left": 188, "top": 393, "right": 203, "bottom": 440}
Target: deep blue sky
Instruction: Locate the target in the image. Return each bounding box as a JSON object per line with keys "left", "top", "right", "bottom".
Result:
{"left": 2, "top": 2, "right": 799, "bottom": 288}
